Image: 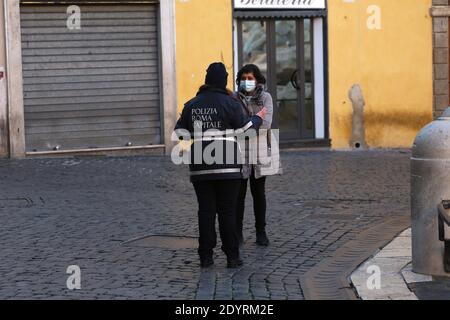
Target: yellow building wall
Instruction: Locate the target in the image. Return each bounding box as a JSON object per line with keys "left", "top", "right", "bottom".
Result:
{"left": 328, "top": 0, "right": 433, "bottom": 149}
{"left": 175, "top": 0, "right": 233, "bottom": 113}
{"left": 175, "top": 0, "right": 434, "bottom": 149}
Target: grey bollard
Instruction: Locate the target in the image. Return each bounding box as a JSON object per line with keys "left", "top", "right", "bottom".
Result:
{"left": 411, "top": 107, "right": 450, "bottom": 277}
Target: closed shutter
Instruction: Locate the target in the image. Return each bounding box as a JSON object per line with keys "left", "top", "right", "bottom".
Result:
{"left": 20, "top": 4, "right": 161, "bottom": 152}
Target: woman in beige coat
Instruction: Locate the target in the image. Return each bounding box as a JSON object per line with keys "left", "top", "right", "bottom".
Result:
{"left": 234, "top": 64, "right": 275, "bottom": 246}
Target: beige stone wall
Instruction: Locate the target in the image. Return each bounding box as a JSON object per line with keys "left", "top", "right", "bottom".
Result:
{"left": 0, "top": 0, "right": 9, "bottom": 157}
{"left": 432, "top": 0, "right": 450, "bottom": 118}
{"left": 2, "top": 0, "right": 25, "bottom": 158}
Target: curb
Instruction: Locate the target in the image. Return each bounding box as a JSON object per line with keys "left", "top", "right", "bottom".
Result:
{"left": 300, "top": 215, "right": 410, "bottom": 300}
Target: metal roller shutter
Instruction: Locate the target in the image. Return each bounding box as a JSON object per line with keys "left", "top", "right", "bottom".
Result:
{"left": 20, "top": 3, "right": 161, "bottom": 152}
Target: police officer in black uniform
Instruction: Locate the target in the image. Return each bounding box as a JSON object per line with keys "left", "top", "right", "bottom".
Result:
{"left": 175, "top": 63, "right": 265, "bottom": 268}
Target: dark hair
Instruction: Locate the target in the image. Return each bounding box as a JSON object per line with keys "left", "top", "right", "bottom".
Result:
{"left": 236, "top": 64, "right": 266, "bottom": 87}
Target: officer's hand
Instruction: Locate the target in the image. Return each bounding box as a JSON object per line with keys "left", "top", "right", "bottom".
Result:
{"left": 257, "top": 107, "right": 267, "bottom": 119}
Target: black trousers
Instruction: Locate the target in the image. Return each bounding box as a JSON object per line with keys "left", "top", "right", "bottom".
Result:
{"left": 193, "top": 179, "right": 241, "bottom": 260}
{"left": 236, "top": 172, "right": 267, "bottom": 235}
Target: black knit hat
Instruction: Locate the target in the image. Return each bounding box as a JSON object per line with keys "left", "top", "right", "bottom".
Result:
{"left": 205, "top": 62, "right": 228, "bottom": 89}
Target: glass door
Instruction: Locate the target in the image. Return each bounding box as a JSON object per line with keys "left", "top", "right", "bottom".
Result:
{"left": 275, "top": 20, "right": 300, "bottom": 139}
{"left": 238, "top": 18, "right": 315, "bottom": 140}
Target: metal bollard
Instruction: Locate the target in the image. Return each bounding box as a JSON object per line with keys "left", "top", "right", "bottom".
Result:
{"left": 411, "top": 107, "right": 450, "bottom": 277}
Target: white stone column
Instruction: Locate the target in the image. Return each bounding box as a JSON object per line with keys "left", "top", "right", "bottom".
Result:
{"left": 3, "top": 0, "right": 25, "bottom": 158}
{"left": 0, "top": 0, "right": 8, "bottom": 157}
{"left": 160, "top": 0, "right": 179, "bottom": 155}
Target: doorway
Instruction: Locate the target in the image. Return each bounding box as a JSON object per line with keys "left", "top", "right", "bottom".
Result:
{"left": 237, "top": 18, "right": 316, "bottom": 141}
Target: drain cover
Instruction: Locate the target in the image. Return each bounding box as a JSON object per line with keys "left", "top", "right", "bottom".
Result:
{"left": 123, "top": 235, "right": 198, "bottom": 249}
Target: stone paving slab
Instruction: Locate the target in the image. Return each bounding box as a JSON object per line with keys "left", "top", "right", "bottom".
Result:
{"left": 350, "top": 229, "right": 416, "bottom": 300}
{"left": 401, "top": 264, "right": 432, "bottom": 284}
{"left": 0, "top": 150, "right": 412, "bottom": 299}
{"left": 351, "top": 228, "right": 450, "bottom": 300}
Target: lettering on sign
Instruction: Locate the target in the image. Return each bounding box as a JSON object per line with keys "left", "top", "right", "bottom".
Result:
{"left": 234, "top": 0, "right": 326, "bottom": 10}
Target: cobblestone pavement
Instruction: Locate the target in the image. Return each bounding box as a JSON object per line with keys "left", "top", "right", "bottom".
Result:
{"left": 0, "top": 150, "right": 411, "bottom": 300}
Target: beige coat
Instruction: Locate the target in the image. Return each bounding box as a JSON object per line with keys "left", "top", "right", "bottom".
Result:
{"left": 234, "top": 86, "right": 275, "bottom": 179}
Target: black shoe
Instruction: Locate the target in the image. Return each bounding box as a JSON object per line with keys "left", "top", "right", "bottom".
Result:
{"left": 256, "top": 231, "right": 270, "bottom": 246}
{"left": 227, "top": 258, "right": 244, "bottom": 269}
{"left": 200, "top": 257, "right": 214, "bottom": 268}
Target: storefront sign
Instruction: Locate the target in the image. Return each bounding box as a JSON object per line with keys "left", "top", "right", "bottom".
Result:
{"left": 234, "top": 0, "right": 326, "bottom": 10}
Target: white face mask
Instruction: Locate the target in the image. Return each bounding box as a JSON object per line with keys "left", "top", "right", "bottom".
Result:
{"left": 240, "top": 80, "right": 256, "bottom": 93}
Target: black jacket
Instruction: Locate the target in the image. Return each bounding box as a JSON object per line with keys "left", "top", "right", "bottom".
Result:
{"left": 175, "top": 86, "right": 262, "bottom": 182}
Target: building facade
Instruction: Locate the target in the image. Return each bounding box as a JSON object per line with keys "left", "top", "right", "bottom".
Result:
{"left": 177, "top": 0, "right": 434, "bottom": 150}
{"left": 0, "top": 0, "right": 438, "bottom": 158}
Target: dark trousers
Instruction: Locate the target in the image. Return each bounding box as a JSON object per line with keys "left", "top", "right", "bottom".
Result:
{"left": 236, "top": 172, "right": 267, "bottom": 235}
{"left": 193, "top": 179, "right": 241, "bottom": 260}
